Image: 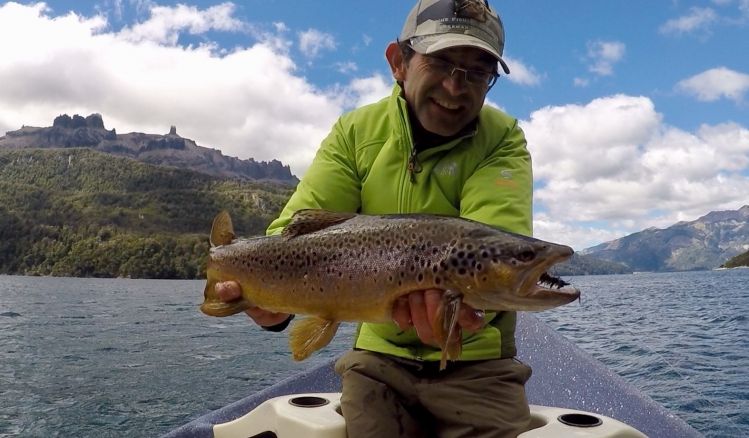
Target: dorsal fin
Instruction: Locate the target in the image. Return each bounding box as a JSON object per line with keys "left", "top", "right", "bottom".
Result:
{"left": 210, "top": 211, "right": 235, "bottom": 246}
{"left": 282, "top": 209, "right": 356, "bottom": 239}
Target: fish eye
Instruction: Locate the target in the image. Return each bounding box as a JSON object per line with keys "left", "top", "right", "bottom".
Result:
{"left": 517, "top": 250, "right": 535, "bottom": 263}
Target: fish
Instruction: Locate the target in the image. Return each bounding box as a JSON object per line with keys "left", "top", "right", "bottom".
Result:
{"left": 201, "top": 209, "right": 580, "bottom": 369}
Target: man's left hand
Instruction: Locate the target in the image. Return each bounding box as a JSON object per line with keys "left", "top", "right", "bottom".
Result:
{"left": 392, "top": 289, "right": 486, "bottom": 346}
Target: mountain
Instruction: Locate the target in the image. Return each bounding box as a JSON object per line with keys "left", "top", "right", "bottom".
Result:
{"left": 551, "top": 253, "right": 632, "bottom": 276}
{"left": 582, "top": 206, "right": 749, "bottom": 272}
{"left": 0, "top": 147, "right": 293, "bottom": 278}
{"left": 0, "top": 113, "right": 297, "bottom": 183}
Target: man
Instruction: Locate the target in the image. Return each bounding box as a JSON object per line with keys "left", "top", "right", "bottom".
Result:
{"left": 217, "top": 0, "right": 533, "bottom": 436}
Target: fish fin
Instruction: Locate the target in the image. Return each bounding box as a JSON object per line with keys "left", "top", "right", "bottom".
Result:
{"left": 288, "top": 316, "right": 340, "bottom": 361}
{"left": 282, "top": 209, "right": 356, "bottom": 239}
{"left": 433, "top": 290, "right": 464, "bottom": 371}
{"left": 200, "top": 277, "right": 251, "bottom": 317}
{"left": 210, "top": 211, "right": 235, "bottom": 247}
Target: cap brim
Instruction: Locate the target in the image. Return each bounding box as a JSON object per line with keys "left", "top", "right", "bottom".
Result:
{"left": 411, "top": 34, "right": 511, "bottom": 75}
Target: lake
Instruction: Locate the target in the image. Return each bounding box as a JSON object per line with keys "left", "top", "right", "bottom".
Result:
{"left": 0, "top": 270, "right": 747, "bottom": 437}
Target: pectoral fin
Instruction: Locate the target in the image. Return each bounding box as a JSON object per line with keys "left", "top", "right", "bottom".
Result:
{"left": 433, "top": 290, "right": 463, "bottom": 371}
{"left": 288, "top": 316, "right": 340, "bottom": 361}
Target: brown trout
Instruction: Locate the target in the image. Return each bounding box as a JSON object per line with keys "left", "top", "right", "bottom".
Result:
{"left": 201, "top": 209, "right": 580, "bottom": 369}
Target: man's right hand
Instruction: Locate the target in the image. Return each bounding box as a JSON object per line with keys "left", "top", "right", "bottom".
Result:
{"left": 215, "top": 281, "right": 291, "bottom": 327}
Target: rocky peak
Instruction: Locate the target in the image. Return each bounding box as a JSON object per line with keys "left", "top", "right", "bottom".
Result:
{"left": 0, "top": 113, "right": 298, "bottom": 183}
{"left": 53, "top": 113, "right": 106, "bottom": 130}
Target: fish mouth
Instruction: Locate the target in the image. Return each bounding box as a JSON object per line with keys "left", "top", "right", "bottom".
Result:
{"left": 531, "top": 272, "right": 580, "bottom": 302}
{"left": 519, "top": 246, "right": 581, "bottom": 309}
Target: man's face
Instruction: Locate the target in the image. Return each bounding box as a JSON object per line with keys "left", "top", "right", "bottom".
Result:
{"left": 400, "top": 46, "right": 497, "bottom": 137}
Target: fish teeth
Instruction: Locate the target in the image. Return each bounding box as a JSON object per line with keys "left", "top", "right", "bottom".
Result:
{"left": 538, "top": 272, "right": 569, "bottom": 289}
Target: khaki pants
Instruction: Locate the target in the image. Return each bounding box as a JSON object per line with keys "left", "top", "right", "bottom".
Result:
{"left": 334, "top": 350, "right": 532, "bottom": 438}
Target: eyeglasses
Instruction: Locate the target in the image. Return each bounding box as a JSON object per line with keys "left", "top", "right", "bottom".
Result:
{"left": 419, "top": 53, "right": 500, "bottom": 88}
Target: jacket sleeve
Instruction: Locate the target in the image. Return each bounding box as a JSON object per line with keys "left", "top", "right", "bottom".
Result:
{"left": 459, "top": 118, "right": 533, "bottom": 236}
{"left": 266, "top": 117, "right": 362, "bottom": 236}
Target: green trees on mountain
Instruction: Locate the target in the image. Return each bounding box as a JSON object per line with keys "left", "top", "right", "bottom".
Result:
{"left": 0, "top": 148, "right": 294, "bottom": 278}
{"left": 721, "top": 250, "right": 749, "bottom": 268}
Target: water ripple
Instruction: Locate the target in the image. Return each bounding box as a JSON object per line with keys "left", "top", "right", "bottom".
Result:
{"left": 0, "top": 271, "right": 747, "bottom": 437}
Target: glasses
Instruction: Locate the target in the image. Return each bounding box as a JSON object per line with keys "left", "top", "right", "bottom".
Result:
{"left": 420, "top": 53, "right": 499, "bottom": 88}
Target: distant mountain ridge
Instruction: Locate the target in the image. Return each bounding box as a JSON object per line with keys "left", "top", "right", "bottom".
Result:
{"left": 0, "top": 113, "right": 297, "bottom": 183}
{"left": 583, "top": 206, "right": 749, "bottom": 272}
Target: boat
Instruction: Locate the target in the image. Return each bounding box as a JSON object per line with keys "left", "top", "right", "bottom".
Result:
{"left": 163, "top": 313, "right": 702, "bottom": 437}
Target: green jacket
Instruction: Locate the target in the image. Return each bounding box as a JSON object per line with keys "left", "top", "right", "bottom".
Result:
{"left": 267, "top": 84, "right": 533, "bottom": 361}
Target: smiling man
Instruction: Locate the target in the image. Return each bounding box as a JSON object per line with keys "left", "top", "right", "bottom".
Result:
{"left": 217, "top": 0, "right": 534, "bottom": 436}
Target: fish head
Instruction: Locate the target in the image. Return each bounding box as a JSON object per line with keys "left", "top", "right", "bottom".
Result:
{"left": 455, "top": 229, "right": 580, "bottom": 311}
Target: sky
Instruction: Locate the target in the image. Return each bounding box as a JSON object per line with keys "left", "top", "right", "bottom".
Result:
{"left": 0, "top": 0, "right": 748, "bottom": 250}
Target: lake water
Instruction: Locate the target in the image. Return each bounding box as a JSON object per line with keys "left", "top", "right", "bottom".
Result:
{"left": 0, "top": 270, "right": 747, "bottom": 437}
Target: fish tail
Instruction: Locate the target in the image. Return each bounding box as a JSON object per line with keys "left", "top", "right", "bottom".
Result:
{"left": 200, "top": 277, "right": 252, "bottom": 317}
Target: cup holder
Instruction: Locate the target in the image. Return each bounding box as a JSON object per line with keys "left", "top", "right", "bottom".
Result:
{"left": 557, "top": 413, "right": 603, "bottom": 427}
{"left": 288, "top": 396, "right": 330, "bottom": 408}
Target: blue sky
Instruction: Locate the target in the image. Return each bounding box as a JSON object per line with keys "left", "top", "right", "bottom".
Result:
{"left": 1, "top": 0, "right": 747, "bottom": 250}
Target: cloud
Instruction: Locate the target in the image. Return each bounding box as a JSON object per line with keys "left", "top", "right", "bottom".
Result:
{"left": 335, "top": 61, "right": 358, "bottom": 74}
{"left": 660, "top": 2, "right": 749, "bottom": 36}
{"left": 660, "top": 7, "right": 719, "bottom": 35}
{"left": 573, "top": 77, "right": 589, "bottom": 88}
{"left": 117, "top": 2, "right": 245, "bottom": 45}
{"left": 0, "top": 2, "right": 378, "bottom": 176}
{"left": 522, "top": 95, "right": 749, "bottom": 249}
{"left": 502, "top": 56, "right": 541, "bottom": 86}
{"left": 298, "top": 28, "right": 336, "bottom": 59}
{"left": 585, "top": 40, "right": 626, "bottom": 76}
{"left": 342, "top": 74, "right": 391, "bottom": 108}
{"left": 676, "top": 67, "right": 749, "bottom": 103}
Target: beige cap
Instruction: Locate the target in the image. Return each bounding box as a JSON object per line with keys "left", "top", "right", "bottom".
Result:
{"left": 400, "top": 0, "right": 510, "bottom": 74}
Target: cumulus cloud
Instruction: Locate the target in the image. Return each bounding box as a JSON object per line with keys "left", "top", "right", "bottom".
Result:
{"left": 298, "top": 28, "right": 336, "bottom": 59}
{"left": 676, "top": 67, "right": 749, "bottom": 103}
{"left": 522, "top": 95, "right": 749, "bottom": 249}
{"left": 118, "top": 2, "right": 245, "bottom": 45}
{"left": 659, "top": 2, "right": 749, "bottom": 34}
{"left": 502, "top": 56, "right": 541, "bottom": 86}
{"left": 585, "top": 40, "right": 626, "bottom": 76}
{"left": 0, "top": 2, "right": 380, "bottom": 176}
{"left": 660, "top": 7, "right": 719, "bottom": 35}
{"left": 343, "top": 74, "right": 391, "bottom": 108}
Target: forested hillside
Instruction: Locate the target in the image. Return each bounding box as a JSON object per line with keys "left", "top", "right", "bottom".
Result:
{"left": 721, "top": 250, "right": 749, "bottom": 268}
{"left": 0, "top": 148, "right": 293, "bottom": 278}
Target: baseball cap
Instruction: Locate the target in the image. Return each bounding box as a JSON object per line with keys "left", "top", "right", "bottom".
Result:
{"left": 400, "top": 0, "right": 511, "bottom": 74}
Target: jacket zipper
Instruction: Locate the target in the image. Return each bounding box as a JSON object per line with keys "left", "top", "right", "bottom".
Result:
{"left": 407, "top": 145, "right": 422, "bottom": 183}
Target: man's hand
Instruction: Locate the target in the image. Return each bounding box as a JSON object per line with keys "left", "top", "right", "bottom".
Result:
{"left": 215, "top": 281, "right": 290, "bottom": 327}
{"left": 391, "top": 289, "right": 486, "bottom": 346}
